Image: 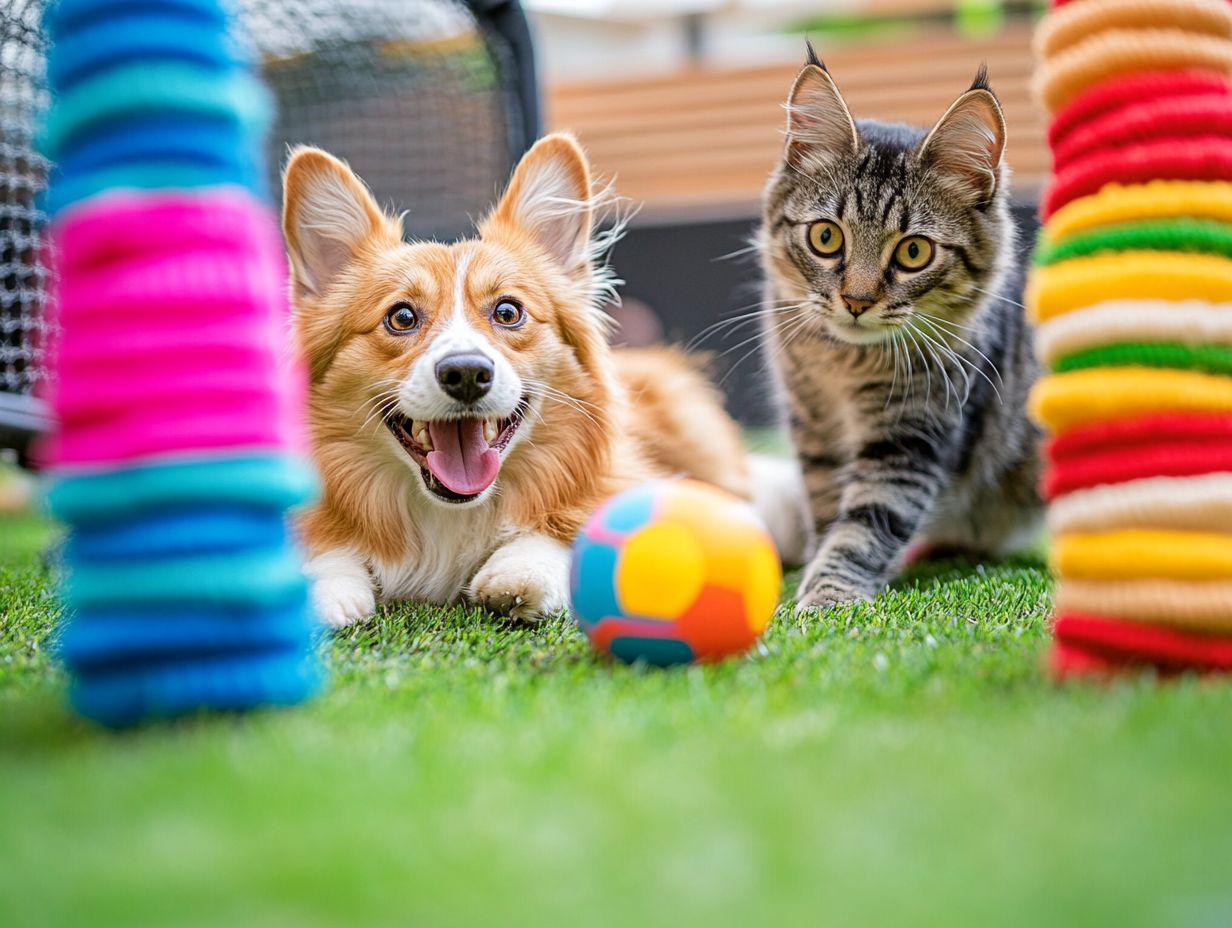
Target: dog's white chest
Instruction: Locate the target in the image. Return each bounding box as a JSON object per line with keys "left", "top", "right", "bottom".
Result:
{"left": 371, "top": 502, "right": 505, "bottom": 605}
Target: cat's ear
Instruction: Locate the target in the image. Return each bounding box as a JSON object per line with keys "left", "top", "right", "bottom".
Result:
{"left": 918, "top": 68, "right": 1007, "bottom": 204}
{"left": 481, "top": 132, "right": 593, "bottom": 276}
{"left": 282, "top": 146, "right": 401, "bottom": 301}
{"left": 784, "top": 49, "right": 858, "bottom": 169}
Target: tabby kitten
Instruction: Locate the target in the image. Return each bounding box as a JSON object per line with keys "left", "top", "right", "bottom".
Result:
{"left": 757, "top": 49, "right": 1042, "bottom": 611}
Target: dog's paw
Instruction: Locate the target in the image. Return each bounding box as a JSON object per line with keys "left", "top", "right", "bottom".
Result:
{"left": 312, "top": 574, "right": 376, "bottom": 627}
{"left": 306, "top": 549, "right": 376, "bottom": 627}
{"left": 468, "top": 536, "right": 570, "bottom": 621}
{"left": 793, "top": 576, "right": 875, "bottom": 616}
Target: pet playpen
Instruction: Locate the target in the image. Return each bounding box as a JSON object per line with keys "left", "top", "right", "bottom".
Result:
{"left": 0, "top": 0, "right": 539, "bottom": 459}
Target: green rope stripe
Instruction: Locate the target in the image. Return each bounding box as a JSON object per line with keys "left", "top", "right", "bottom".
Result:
{"left": 1034, "top": 218, "right": 1232, "bottom": 267}
{"left": 1053, "top": 341, "right": 1232, "bottom": 375}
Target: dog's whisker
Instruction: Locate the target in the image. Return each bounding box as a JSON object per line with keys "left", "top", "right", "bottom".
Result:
{"left": 522, "top": 380, "right": 602, "bottom": 409}
{"left": 523, "top": 384, "right": 602, "bottom": 428}
{"left": 355, "top": 387, "right": 401, "bottom": 416}
{"left": 521, "top": 379, "right": 605, "bottom": 414}
{"left": 359, "top": 395, "right": 401, "bottom": 434}
{"left": 355, "top": 389, "right": 403, "bottom": 431}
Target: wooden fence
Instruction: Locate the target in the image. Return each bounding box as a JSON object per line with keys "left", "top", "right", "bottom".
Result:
{"left": 548, "top": 25, "right": 1046, "bottom": 220}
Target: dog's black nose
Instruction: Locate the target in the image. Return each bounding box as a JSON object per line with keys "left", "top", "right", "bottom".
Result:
{"left": 435, "top": 352, "right": 494, "bottom": 404}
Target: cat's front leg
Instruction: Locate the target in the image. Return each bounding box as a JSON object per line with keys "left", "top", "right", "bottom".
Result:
{"left": 788, "top": 403, "right": 848, "bottom": 559}
{"left": 467, "top": 533, "right": 571, "bottom": 621}
{"left": 795, "top": 437, "right": 947, "bottom": 612}
{"left": 797, "top": 448, "right": 844, "bottom": 557}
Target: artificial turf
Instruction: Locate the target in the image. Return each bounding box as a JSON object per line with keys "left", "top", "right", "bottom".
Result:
{"left": 3, "top": 509, "right": 1232, "bottom": 927}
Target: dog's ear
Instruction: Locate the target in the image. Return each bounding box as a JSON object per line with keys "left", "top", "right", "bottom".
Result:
{"left": 482, "top": 133, "right": 593, "bottom": 277}
{"left": 282, "top": 146, "right": 400, "bottom": 301}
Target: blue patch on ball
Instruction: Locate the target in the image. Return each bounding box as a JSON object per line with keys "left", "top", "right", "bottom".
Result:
{"left": 597, "top": 481, "right": 660, "bottom": 534}
{"left": 570, "top": 539, "right": 621, "bottom": 629}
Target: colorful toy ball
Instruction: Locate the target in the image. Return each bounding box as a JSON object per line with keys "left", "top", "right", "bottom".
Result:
{"left": 570, "top": 479, "right": 782, "bottom": 666}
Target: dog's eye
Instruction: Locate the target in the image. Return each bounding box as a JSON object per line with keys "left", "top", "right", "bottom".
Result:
{"left": 384, "top": 303, "right": 419, "bottom": 334}
{"left": 491, "top": 300, "right": 525, "bottom": 328}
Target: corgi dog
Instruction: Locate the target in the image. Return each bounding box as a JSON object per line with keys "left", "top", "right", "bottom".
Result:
{"left": 282, "top": 133, "right": 800, "bottom": 626}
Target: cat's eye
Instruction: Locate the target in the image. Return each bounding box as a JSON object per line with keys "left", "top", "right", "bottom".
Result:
{"left": 384, "top": 302, "right": 419, "bottom": 334}
{"left": 893, "top": 236, "right": 934, "bottom": 271}
{"left": 491, "top": 299, "right": 525, "bottom": 328}
{"left": 807, "top": 221, "right": 844, "bottom": 257}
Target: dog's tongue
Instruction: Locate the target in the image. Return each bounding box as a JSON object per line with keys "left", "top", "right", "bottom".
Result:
{"left": 425, "top": 419, "right": 500, "bottom": 496}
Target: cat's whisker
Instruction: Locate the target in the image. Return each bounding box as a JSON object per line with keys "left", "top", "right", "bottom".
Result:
{"left": 911, "top": 322, "right": 946, "bottom": 404}
{"left": 885, "top": 330, "right": 906, "bottom": 410}
{"left": 913, "top": 315, "right": 996, "bottom": 404}
{"left": 712, "top": 241, "right": 761, "bottom": 263}
{"left": 904, "top": 323, "right": 938, "bottom": 412}
{"left": 969, "top": 284, "right": 1026, "bottom": 311}
{"left": 914, "top": 309, "right": 978, "bottom": 334}
{"left": 719, "top": 309, "right": 811, "bottom": 386}
{"left": 908, "top": 322, "right": 964, "bottom": 412}
{"left": 719, "top": 295, "right": 810, "bottom": 318}
{"left": 762, "top": 313, "right": 815, "bottom": 373}
{"left": 882, "top": 330, "right": 901, "bottom": 406}
{"left": 916, "top": 327, "right": 941, "bottom": 411}
{"left": 713, "top": 306, "right": 810, "bottom": 362}
{"left": 911, "top": 318, "right": 968, "bottom": 390}
{"left": 914, "top": 309, "right": 982, "bottom": 340}
{"left": 685, "top": 302, "right": 808, "bottom": 350}
{"left": 914, "top": 313, "right": 1005, "bottom": 391}
{"left": 916, "top": 310, "right": 995, "bottom": 357}
{"left": 900, "top": 321, "right": 916, "bottom": 410}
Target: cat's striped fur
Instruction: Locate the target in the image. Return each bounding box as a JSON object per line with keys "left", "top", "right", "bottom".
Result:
{"left": 757, "top": 50, "right": 1042, "bottom": 611}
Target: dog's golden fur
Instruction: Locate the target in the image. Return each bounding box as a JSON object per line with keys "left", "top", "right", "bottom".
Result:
{"left": 282, "top": 133, "right": 757, "bottom": 624}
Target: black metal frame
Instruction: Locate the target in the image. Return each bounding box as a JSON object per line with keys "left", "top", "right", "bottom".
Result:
{"left": 0, "top": 394, "right": 45, "bottom": 463}
{"left": 466, "top": 0, "right": 542, "bottom": 161}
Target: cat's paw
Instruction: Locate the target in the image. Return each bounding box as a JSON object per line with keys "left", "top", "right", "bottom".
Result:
{"left": 793, "top": 576, "right": 875, "bottom": 615}
{"left": 468, "top": 535, "right": 571, "bottom": 621}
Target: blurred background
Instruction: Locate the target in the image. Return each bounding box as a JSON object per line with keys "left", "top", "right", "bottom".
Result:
{"left": 0, "top": 0, "right": 1046, "bottom": 496}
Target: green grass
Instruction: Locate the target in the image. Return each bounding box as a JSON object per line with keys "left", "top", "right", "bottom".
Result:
{"left": 3, "top": 511, "right": 1232, "bottom": 927}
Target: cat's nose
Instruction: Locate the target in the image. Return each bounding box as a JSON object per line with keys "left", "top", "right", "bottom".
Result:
{"left": 842, "top": 294, "right": 876, "bottom": 318}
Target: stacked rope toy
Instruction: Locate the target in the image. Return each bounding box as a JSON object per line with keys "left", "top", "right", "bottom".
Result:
{"left": 37, "top": 0, "right": 322, "bottom": 725}
{"left": 1029, "top": 0, "right": 1232, "bottom": 676}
